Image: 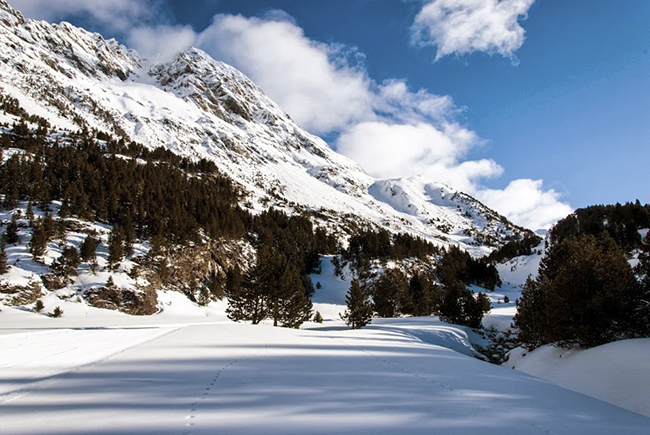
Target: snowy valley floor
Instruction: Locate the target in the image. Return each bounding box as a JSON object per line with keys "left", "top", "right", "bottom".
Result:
{"left": 1, "top": 306, "right": 649, "bottom": 435}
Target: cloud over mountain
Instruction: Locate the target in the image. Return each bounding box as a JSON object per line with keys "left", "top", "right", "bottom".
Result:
{"left": 412, "top": 0, "right": 535, "bottom": 61}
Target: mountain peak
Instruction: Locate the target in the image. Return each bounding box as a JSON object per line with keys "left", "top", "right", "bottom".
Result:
{"left": 0, "top": 0, "right": 25, "bottom": 27}
{"left": 0, "top": 4, "right": 533, "bottom": 253}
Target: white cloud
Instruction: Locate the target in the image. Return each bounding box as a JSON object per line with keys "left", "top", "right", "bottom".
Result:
{"left": 127, "top": 25, "right": 196, "bottom": 62}
{"left": 375, "top": 79, "right": 458, "bottom": 124}
{"left": 11, "top": 0, "right": 159, "bottom": 32}
{"left": 197, "top": 14, "right": 374, "bottom": 134}
{"left": 478, "top": 179, "right": 573, "bottom": 230}
{"left": 412, "top": 0, "right": 535, "bottom": 60}
{"left": 336, "top": 122, "right": 501, "bottom": 194}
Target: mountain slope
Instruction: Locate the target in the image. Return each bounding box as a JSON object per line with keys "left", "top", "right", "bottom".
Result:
{"left": 0, "top": 0, "right": 530, "bottom": 254}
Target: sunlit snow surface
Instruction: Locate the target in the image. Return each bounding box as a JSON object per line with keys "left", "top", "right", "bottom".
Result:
{"left": 1, "top": 301, "right": 649, "bottom": 434}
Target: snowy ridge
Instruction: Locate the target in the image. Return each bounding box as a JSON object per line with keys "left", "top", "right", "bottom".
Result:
{"left": 370, "top": 176, "right": 522, "bottom": 247}
{"left": 0, "top": 0, "right": 530, "bottom": 253}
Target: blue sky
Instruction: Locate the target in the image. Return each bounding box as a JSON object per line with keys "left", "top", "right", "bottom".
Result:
{"left": 10, "top": 0, "right": 650, "bottom": 229}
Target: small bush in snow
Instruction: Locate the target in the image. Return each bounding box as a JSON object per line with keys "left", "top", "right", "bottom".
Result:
{"left": 49, "top": 306, "right": 63, "bottom": 318}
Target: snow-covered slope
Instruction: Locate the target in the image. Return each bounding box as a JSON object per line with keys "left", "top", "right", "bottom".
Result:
{"left": 0, "top": 0, "right": 529, "bottom": 253}
{"left": 505, "top": 339, "right": 650, "bottom": 418}
{"left": 2, "top": 307, "right": 649, "bottom": 434}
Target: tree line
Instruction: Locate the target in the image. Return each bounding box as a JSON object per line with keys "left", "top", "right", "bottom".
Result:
{"left": 515, "top": 205, "right": 650, "bottom": 349}
{"left": 1, "top": 105, "right": 506, "bottom": 330}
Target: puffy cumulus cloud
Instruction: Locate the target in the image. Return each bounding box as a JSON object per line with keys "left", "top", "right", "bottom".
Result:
{"left": 477, "top": 179, "right": 573, "bottom": 230}
{"left": 11, "top": 0, "right": 160, "bottom": 33}
{"left": 336, "top": 122, "right": 501, "bottom": 193}
{"left": 412, "top": 0, "right": 535, "bottom": 61}
{"left": 127, "top": 25, "right": 196, "bottom": 62}
{"left": 197, "top": 14, "right": 374, "bottom": 134}
{"left": 375, "top": 79, "right": 458, "bottom": 124}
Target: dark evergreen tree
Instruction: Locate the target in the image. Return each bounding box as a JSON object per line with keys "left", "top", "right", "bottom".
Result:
{"left": 0, "top": 240, "right": 8, "bottom": 274}
{"left": 341, "top": 279, "right": 373, "bottom": 329}
{"left": 550, "top": 202, "right": 650, "bottom": 252}
{"left": 42, "top": 212, "right": 56, "bottom": 240}
{"left": 477, "top": 292, "right": 492, "bottom": 314}
{"left": 227, "top": 245, "right": 280, "bottom": 325}
{"left": 107, "top": 227, "right": 125, "bottom": 269}
{"left": 371, "top": 268, "right": 409, "bottom": 318}
{"left": 515, "top": 233, "right": 645, "bottom": 348}
{"left": 34, "top": 299, "right": 44, "bottom": 312}
{"left": 410, "top": 273, "right": 434, "bottom": 317}
{"left": 4, "top": 213, "right": 19, "bottom": 244}
{"left": 226, "top": 256, "right": 268, "bottom": 325}
{"left": 26, "top": 202, "right": 34, "bottom": 225}
{"left": 486, "top": 234, "right": 542, "bottom": 264}
{"left": 276, "top": 262, "right": 313, "bottom": 328}
{"left": 207, "top": 273, "right": 225, "bottom": 300}
{"left": 29, "top": 219, "right": 48, "bottom": 262}
{"left": 225, "top": 266, "right": 243, "bottom": 298}
{"left": 439, "top": 245, "right": 501, "bottom": 291}
{"left": 438, "top": 281, "right": 485, "bottom": 328}
{"left": 50, "top": 306, "right": 63, "bottom": 318}
{"left": 50, "top": 245, "right": 80, "bottom": 282}
{"left": 105, "top": 275, "right": 117, "bottom": 290}
{"left": 55, "top": 219, "right": 67, "bottom": 244}
{"left": 79, "top": 235, "right": 98, "bottom": 262}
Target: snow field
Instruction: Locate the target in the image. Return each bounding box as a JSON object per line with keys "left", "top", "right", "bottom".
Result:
{"left": 1, "top": 315, "right": 649, "bottom": 434}
{"left": 505, "top": 339, "right": 650, "bottom": 418}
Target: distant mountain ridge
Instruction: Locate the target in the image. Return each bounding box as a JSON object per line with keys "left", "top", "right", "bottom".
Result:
{"left": 0, "top": 0, "right": 532, "bottom": 255}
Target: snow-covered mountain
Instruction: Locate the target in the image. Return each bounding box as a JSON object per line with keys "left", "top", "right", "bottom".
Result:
{"left": 0, "top": 0, "right": 530, "bottom": 254}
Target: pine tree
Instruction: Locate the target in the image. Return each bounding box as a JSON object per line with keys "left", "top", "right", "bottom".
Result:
{"left": 43, "top": 212, "right": 56, "bottom": 239}
{"left": 107, "top": 227, "right": 125, "bottom": 269}
{"left": 105, "top": 275, "right": 117, "bottom": 290}
{"left": 0, "top": 240, "right": 8, "bottom": 274}
{"left": 226, "top": 246, "right": 314, "bottom": 329}
{"left": 371, "top": 268, "right": 409, "bottom": 318}
{"left": 4, "top": 213, "right": 19, "bottom": 244}
{"left": 410, "top": 273, "right": 433, "bottom": 316}
{"left": 438, "top": 281, "right": 485, "bottom": 329}
{"left": 341, "top": 279, "right": 373, "bottom": 329}
{"left": 50, "top": 245, "right": 80, "bottom": 281}
{"left": 50, "top": 306, "right": 63, "bottom": 318}
{"left": 515, "top": 233, "right": 643, "bottom": 348}
{"left": 29, "top": 219, "right": 48, "bottom": 262}
{"left": 225, "top": 266, "right": 243, "bottom": 298}
{"left": 276, "top": 263, "right": 312, "bottom": 328}
{"left": 56, "top": 219, "right": 67, "bottom": 245}
{"left": 26, "top": 202, "right": 34, "bottom": 225}
{"left": 34, "top": 299, "right": 44, "bottom": 312}
{"left": 477, "top": 292, "right": 491, "bottom": 314}
{"left": 226, "top": 272, "right": 267, "bottom": 325}
{"left": 226, "top": 248, "right": 273, "bottom": 325}
{"left": 80, "top": 235, "right": 97, "bottom": 262}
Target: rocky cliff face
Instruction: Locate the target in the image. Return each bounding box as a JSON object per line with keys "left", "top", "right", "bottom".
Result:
{"left": 0, "top": 0, "right": 531, "bottom": 255}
